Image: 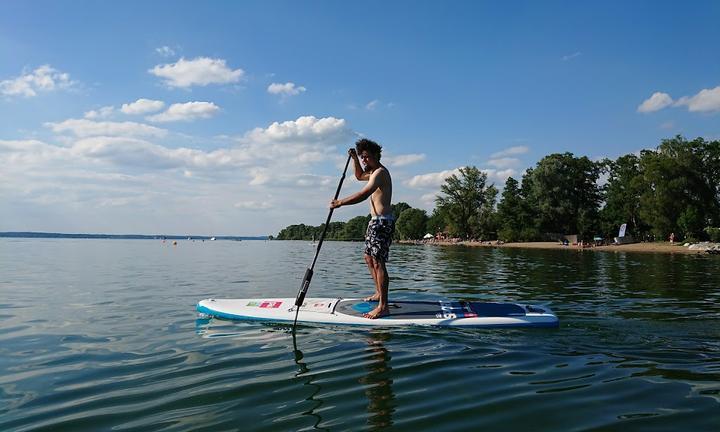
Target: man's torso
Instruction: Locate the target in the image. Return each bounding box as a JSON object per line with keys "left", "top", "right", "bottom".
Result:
{"left": 369, "top": 167, "right": 392, "bottom": 217}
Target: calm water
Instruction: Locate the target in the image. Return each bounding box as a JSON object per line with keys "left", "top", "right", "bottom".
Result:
{"left": 1, "top": 239, "right": 719, "bottom": 431}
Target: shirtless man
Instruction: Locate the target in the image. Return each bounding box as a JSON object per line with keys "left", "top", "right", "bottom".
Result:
{"left": 330, "top": 139, "right": 394, "bottom": 319}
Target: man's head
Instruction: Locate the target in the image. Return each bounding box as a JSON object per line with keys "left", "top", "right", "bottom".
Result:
{"left": 355, "top": 138, "right": 382, "bottom": 169}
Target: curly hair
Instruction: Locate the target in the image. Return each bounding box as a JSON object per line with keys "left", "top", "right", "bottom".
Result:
{"left": 355, "top": 138, "right": 382, "bottom": 161}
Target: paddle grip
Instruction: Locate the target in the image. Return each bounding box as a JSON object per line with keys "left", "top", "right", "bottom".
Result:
{"left": 295, "top": 268, "right": 313, "bottom": 307}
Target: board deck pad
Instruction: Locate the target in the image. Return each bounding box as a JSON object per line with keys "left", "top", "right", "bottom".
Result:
{"left": 338, "top": 300, "right": 526, "bottom": 319}
{"left": 197, "top": 297, "right": 559, "bottom": 328}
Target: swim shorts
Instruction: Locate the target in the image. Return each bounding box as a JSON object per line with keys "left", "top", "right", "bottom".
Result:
{"left": 364, "top": 217, "right": 395, "bottom": 262}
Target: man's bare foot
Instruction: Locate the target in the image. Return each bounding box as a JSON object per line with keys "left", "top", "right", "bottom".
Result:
{"left": 363, "top": 305, "right": 389, "bottom": 319}
{"left": 363, "top": 294, "right": 380, "bottom": 302}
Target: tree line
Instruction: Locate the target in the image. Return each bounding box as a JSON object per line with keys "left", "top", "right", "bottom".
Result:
{"left": 277, "top": 136, "right": 720, "bottom": 243}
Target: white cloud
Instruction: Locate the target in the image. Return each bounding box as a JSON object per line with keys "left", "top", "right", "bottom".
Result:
{"left": 384, "top": 153, "right": 426, "bottom": 167}
{"left": 242, "top": 115, "right": 350, "bottom": 146}
{"left": 267, "top": 82, "right": 306, "bottom": 96}
{"left": 155, "top": 46, "right": 176, "bottom": 57}
{"left": 406, "top": 168, "right": 461, "bottom": 188}
{"left": 121, "top": 98, "right": 165, "bottom": 115}
{"left": 2, "top": 115, "right": 354, "bottom": 235}
{"left": 481, "top": 168, "right": 516, "bottom": 183}
{"left": 562, "top": 52, "right": 581, "bottom": 61}
{"left": 366, "top": 99, "right": 379, "bottom": 110}
{"left": 0, "top": 65, "right": 74, "bottom": 97}
{"left": 486, "top": 157, "right": 521, "bottom": 169}
{"left": 421, "top": 192, "right": 438, "bottom": 205}
{"left": 84, "top": 106, "right": 115, "bottom": 119}
{"left": 491, "top": 146, "right": 529, "bottom": 158}
{"left": 675, "top": 85, "right": 720, "bottom": 112}
{"left": 45, "top": 119, "right": 168, "bottom": 138}
{"left": 638, "top": 92, "right": 674, "bottom": 113}
{"left": 146, "top": 102, "right": 220, "bottom": 122}
{"left": 235, "top": 200, "right": 272, "bottom": 210}
{"left": 149, "top": 57, "right": 244, "bottom": 88}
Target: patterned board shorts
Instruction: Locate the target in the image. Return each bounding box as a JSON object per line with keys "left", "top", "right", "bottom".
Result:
{"left": 364, "top": 218, "right": 395, "bottom": 262}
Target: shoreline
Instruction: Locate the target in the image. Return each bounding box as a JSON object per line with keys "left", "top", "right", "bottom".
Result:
{"left": 399, "top": 240, "right": 717, "bottom": 255}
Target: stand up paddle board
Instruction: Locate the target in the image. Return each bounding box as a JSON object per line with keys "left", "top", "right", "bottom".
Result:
{"left": 196, "top": 298, "right": 558, "bottom": 328}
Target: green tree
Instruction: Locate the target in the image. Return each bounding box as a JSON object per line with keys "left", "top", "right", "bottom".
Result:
{"left": 525, "top": 153, "right": 603, "bottom": 240}
{"left": 497, "top": 177, "right": 523, "bottom": 241}
{"left": 638, "top": 136, "right": 720, "bottom": 240}
{"left": 391, "top": 202, "right": 412, "bottom": 219}
{"left": 396, "top": 208, "right": 428, "bottom": 240}
{"left": 426, "top": 207, "right": 448, "bottom": 235}
{"left": 342, "top": 215, "right": 371, "bottom": 240}
{"left": 600, "top": 154, "right": 649, "bottom": 239}
{"left": 435, "top": 166, "right": 497, "bottom": 239}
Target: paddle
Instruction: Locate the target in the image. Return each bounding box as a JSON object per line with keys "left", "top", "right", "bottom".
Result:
{"left": 292, "top": 152, "right": 353, "bottom": 333}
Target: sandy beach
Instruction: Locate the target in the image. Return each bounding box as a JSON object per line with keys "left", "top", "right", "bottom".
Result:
{"left": 402, "top": 240, "right": 715, "bottom": 255}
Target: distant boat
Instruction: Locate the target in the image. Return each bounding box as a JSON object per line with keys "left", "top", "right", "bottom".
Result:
{"left": 210, "top": 237, "right": 216, "bottom": 241}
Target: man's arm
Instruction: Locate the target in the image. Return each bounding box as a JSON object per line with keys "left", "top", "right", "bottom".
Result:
{"left": 331, "top": 169, "right": 383, "bottom": 208}
{"left": 350, "top": 149, "right": 371, "bottom": 181}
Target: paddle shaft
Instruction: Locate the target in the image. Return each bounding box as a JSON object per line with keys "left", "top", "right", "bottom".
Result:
{"left": 292, "top": 153, "right": 353, "bottom": 329}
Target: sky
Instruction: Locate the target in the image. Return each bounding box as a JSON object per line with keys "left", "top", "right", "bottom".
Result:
{"left": 1, "top": 1, "right": 719, "bottom": 236}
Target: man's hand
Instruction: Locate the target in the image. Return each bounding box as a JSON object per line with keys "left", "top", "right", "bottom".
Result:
{"left": 349, "top": 148, "right": 358, "bottom": 159}
{"left": 329, "top": 199, "right": 342, "bottom": 209}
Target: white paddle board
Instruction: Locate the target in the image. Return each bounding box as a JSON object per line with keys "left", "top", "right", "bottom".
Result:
{"left": 196, "top": 297, "right": 559, "bottom": 328}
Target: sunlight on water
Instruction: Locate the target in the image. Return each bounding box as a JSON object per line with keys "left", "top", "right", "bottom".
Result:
{"left": 1, "top": 239, "right": 719, "bottom": 431}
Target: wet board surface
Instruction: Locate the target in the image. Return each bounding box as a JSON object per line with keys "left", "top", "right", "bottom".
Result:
{"left": 197, "top": 297, "right": 559, "bottom": 328}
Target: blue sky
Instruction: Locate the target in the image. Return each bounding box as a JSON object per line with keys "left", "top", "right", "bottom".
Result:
{"left": 1, "top": 1, "right": 719, "bottom": 235}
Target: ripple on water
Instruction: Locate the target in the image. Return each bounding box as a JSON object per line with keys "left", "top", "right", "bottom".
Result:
{"left": 0, "top": 239, "right": 719, "bottom": 430}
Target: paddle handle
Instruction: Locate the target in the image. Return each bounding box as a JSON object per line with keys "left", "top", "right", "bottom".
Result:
{"left": 294, "top": 153, "right": 353, "bottom": 309}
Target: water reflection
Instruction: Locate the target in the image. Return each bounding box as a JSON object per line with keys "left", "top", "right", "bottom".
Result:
{"left": 359, "top": 330, "right": 396, "bottom": 429}
{"left": 292, "top": 335, "right": 329, "bottom": 432}
{"left": 291, "top": 328, "right": 396, "bottom": 430}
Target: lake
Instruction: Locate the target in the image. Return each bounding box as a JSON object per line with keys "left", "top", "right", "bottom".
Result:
{"left": 1, "top": 238, "right": 718, "bottom": 431}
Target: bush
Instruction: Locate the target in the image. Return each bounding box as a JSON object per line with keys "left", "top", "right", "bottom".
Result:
{"left": 705, "top": 227, "right": 720, "bottom": 242}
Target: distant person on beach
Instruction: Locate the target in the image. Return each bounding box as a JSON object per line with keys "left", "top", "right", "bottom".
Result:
{"left": 670, "top": 232, "right": 675, "bottom": 243}
{"left": 330, "top": 139, "right": 394, "bottom": 319}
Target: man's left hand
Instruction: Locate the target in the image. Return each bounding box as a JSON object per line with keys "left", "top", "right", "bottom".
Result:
{"left": 329, "top": 199, "right": 342, "bottom": 209}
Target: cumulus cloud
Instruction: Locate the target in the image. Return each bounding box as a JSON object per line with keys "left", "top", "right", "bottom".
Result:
{"left": 638, "top": 86, "right": 720, "bottom": 113}
{"left": 149, "top": 57, "right": 244, "bottom": 88}
{"left": 2, "top": 115, "right": 355, "bottom": 234}
{"left": 675, "top": 86, "right": 720, "bottom": 112}
{"left": 267, "top": 82, "right": 306, "bottom": 96}
{"left": 406, "top": 168, "right": 461, "bottom": 188}
{"left": 638, "top": 92, "right": 674, "bottom": 113}
{"left": 121, "top": 98, "right": 165, "bottom": 115}
{"left": 84, "top": 106, "right": 115, "bottom": 119}
{"left": 0, "top": 65, "right": 74, "bottom": 97}
{"left": 242, "top": 115, "right": 350, "bottom": 146}
{"left": 146, "top": 101, "right": 220, "bottom": 122}
{"left": 45, "top": 119, "right": 168, "bottom": 138}
{"left": 383, "top": 153, "right": 426, "bottom": 167}
{"left": 491, "top": 146, "right": 529, "bottom": 158}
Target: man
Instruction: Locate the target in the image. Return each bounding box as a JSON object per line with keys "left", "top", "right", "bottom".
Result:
{"left": 330, "top": 139, "right": 394, "bottom": 319}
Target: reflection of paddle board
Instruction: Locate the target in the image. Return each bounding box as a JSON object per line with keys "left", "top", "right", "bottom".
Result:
{"left": 196, "top": 298, "right": 559, "bottom": 328}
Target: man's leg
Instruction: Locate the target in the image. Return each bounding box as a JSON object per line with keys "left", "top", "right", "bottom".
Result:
{"left": 364, "top": 257, "right": 390, "bottom": 319}
{"left": 364, "top": 253, "right": 380, "bottom": 301}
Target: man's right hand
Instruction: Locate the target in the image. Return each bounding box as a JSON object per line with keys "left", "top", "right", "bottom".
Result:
{"left": 349, "top": 148, "right": 358, "bottom": 159}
